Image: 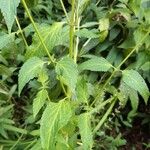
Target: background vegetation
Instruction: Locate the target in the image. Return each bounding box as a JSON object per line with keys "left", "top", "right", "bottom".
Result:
{"left": 0, "top": 0, "right": 150, "bottom": 149}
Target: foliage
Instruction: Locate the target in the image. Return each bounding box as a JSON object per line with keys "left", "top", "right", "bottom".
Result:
{"left": 0, "top": 0, "right": 149, "bottom": 149}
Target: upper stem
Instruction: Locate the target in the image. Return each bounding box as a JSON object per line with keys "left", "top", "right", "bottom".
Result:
{"left": 21, "top": 0, "right": 55, "bottom": 64}
{"left": 69, "top": 0, "right": 76, "bottom": 58}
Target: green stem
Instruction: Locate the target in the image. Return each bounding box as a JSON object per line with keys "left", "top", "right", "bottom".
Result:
{"left": 59, "top": 77, "right": 68, "bottom": 97}
{"left": 69, "top": 0, "right": 76, "bottom": 58}
{"left": 21, "top": 0, "right": 55, "bottom": 64}
{"left": 74, "top": 3, "right": 80, "bottom": 63}
{"left": 9, "top": 133, "right": 24, "bottom": 150}
{"left": 15, "top": 16, "right": 28, "bottom": 48}
{"left": 90, "top": 97, "right": 114, "bottom": 115}
{"left": 59, "top": 0, "right": 70, "bottom": 23}
{"left": 96, "top": 0, "right": 101, "bottom": 6}
{"left": 93, "top": 98, "right": 116, "bottom": 134}
{"left": 92, "top": 29, "right": 150, "bottom": 106}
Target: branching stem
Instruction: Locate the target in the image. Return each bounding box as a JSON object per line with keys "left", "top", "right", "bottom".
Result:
{"left": 93, "top": 98, "right": 117, "bottom": 134}
{"left": 15, "top": 16, "right": 28, "bottom": 48}
{"left": 92, "top": 29, "right": 150, "bottom": 106}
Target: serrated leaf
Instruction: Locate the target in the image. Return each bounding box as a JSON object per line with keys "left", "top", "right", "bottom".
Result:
{"left": 78, "top": 113, "right": 93, "bottom": 150}
{"left": 18, "top": 57, "right": 45, "bottom": 95}
{"left": 78, "top": 0, "right": 90, "bottom": 15}
{"left": 119, "top": 81, "right": 139, "bottom": 111}
{"left": 129, "top": 89, "right": 139, "bottom": 111}
{"left": 0, "top": 0, "right": 20, "bottom": 33}
{"left": 55, "top": 56, "right": 78, "bottom": 93}
{"left": 33, "top": 89, "right": 48, "bottom": 118}
{"left": 25, "top": 23, "right": 69, "bottom": 58}
{"left": 0, "top": 33, "right": 15, "bottom": 49}
{"left": 122, "top": 70, "right": 149, "bottom": 104}
{"left": 79, "top": 57, "right": 112, "bottom": 72}
{"left": 40, "top": 100, "right": 72, "bottom": 149}
{"left": 81, "top": 22, "right": 99, "bottom": 28}
{"left": 76, "top": 77, "right": 89, "bottom": 103}
{"left": 76, "top": 28, "right": 99, "bottom": 39}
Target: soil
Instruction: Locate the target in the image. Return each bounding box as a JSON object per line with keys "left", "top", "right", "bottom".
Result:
{"left": 121, "top": 101, "right": 150, "bottom": 150}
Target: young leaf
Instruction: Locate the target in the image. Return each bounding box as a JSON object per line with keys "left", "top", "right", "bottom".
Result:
{"left": 79, "top": 57, "right": 113, "bottom": 72}
{"left": 122, "top": 70, "right": 149, "bottom": 104}
{"left": 78, "top": 113, "right": 93, "bottom": 150}
{"left": 33, "top": 89, "right": 48, "bottom": 118}
{"left": 99, "top": 18, "right": 109, "bottom": 32}
{"left": 40, "top": 100, "right": 72, "bottom": 149}
{"left": 18, "top": 57, "right": 45, "bottom": 95}
{"left": 55, "top": 56, "right": 78, "bottom": 93}
{"left": 0, "top": 0, "right": 20, "bottom": 33}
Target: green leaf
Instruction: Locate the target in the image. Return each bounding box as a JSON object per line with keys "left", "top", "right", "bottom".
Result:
{"left": 0, "top": 33, "right": 15, "bottom": 49}
{"left": 33, "top": 89, "right": 48, "bottom": 118}
{"left": 134, "top": 27, "right": 145, "bottom": 44}
{"left": 25, "top": 23, "right": 69, "bottom": 58}
{"left": 78, "top": 113, "right": 93, "bottom": 150}
{"left": 79, "top": 57, "right": 112, "bottom": 72}
{"left": 99, "top": 30, "right": 109, "bottom": 43}
{"left": 141, "top": 61, "right": 150, "bottom": 71}
{"left": 141, "top": 0, "right": 150, "bottom": 9}
{"left": 24, "top": 0, "right": 39, "bottom": 8}
{"left": 30, "top": 140, "right": 42, "bottom": 150}
{"left": 129, "top": 0, "right": 142, "bottom": 18}
{"left": 18, "top": 57, "right": 45, "bottom": 95}
{"left": 40, "top": 100, "right": 72, "bottom": 149}
{"left": 129, "top": 89, "right": 139, "bottom": 111}
{"left": 0, "top": 64, "right": 12, "bottom": 76}
{"left": 55, "top": 56, "right": 78, "bottom": 93}
{"left": 76, "top": 28, "right": 99, "bottom": 39}
{"left": 122, "top": 70, "right": 149, "bottom": 104}
{"left": 0, "top": 0, "right": 20, "bottom": 33}
{"left": 118, "top": 0, "right": 128, "bottom": 4}
{"left": 99, "top": 18, "right": 109, "bottom": 32}
{"left": 81, "top": 22, "right": 99, "bottom": 28}
{"left": 3, "top": 124, "right": 27, "bottom": 134}
{"left": 76, "top": 77, "right": 89, "bottom": 103}
{"left": 78, "top": 0, "right": 90, "bottom": 15}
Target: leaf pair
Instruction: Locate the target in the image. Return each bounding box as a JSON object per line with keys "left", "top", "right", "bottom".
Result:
{"left": 19, "top": 55, "right": 114, "bottom": 95}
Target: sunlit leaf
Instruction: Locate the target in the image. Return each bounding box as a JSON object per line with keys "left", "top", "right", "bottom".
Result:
{"left": 40, "top": 100, "right": 72, "bottom": 149}
{"left": 18, "top": 57, "right": 45, "bottom": 95}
